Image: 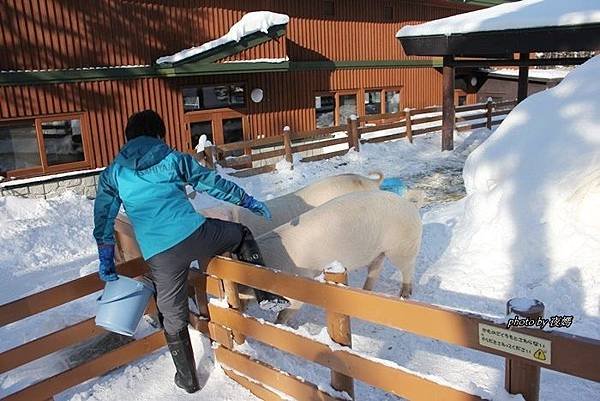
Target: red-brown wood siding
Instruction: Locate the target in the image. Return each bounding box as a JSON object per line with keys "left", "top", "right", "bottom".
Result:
{"left": 0, "top": 0, "right": 475, "bottom": 70}
{"left": 0, "top": 67, "right": 442, "bottom": 168}
{"left": 0, "top": 78, "right": 184, "bottom": 167}
{"left": 0, "top": 0, "right": 477, "bottom": 171}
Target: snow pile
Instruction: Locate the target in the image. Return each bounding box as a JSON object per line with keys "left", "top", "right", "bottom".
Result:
{"left": 156, "top": 12, "right": 289, "bottom": 64}
{"left": 324, "top": 260, "right": 346, "bottom": 274}
{"left": 0, "top": 192, "right": 97, "bottom": 304}
{"left": 194, "top": 134, "right": 212, "bottom": 153}
{"left": 275, "top": 158, "right": 293, "bottom": 172}
{"left": 397, "top": 0, "right": 600, "bottom": 37}
{"left": 489, "top": 68, "right": 572, "bottom": 80}
{"left": 421, "top": 56, "right": 600, "bottom": 339}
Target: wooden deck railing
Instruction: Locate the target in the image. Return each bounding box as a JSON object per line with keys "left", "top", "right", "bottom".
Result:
{"left": 1, "top": 252, "right": 599, "bottom": 401}
{"left": 199, "top": 99, "right": 517, "bottom": 178}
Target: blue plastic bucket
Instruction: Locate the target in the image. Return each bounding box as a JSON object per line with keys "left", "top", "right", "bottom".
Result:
{"left": 95, "top": 275, "right": 155, "bottom": 337}
{"left": 380, "top": 177, "right": 407, "bottom": 196}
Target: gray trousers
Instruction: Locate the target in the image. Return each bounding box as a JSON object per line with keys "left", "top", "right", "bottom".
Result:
{"left": 146, "top": 218, "right": 246, "bottom": 335}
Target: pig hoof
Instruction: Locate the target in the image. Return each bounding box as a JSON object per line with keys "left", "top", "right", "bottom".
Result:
{"left": 400, "top": 283, "right": 412, "bottom": 298}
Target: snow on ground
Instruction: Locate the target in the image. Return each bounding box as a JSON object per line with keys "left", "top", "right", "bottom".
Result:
{"left": 396, "top": 0, "right": 600, "bottom": 37}
{"left": 156, "top": 11, "right": 289, "bottom": 65}
{"left": 2, "top": 62, "right": 600, "bottom": 400}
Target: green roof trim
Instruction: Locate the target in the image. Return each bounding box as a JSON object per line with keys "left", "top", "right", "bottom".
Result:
{"left": 0, "top": 59, "right": 444, "bottom": 86}
{"left": 157, "top": 23, "right": 288, "bottom": 68}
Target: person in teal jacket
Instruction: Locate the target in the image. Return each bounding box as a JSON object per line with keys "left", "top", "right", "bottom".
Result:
{"left": 93, "top": 110, "right": 289, "bottom": 393}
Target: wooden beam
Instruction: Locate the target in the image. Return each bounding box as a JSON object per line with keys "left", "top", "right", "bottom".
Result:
{"left": 223, "top": 368, "right": 284, "bottom": 401}
{"left": 442, "top": 55, "right": 455, "bottom": 151}
{"left": 209, "top": 305, "right": 486, "bottom": 401}
{"left": 518, "top": 53, "right": 530, "bottom": 103}
{"left": 0, "top": 258, "right": 148, "bottom": 327}
{"left": 0, "top": 318, "right": 101, "bottom": 374}
{"left": 3, "top": 331, "right": 166, "bottom": 401}
{"left": 216, "top": 346, "right": 346, "bottom": 401}
{"left": 206, "top": 257, "right": 600, "bottom": 382}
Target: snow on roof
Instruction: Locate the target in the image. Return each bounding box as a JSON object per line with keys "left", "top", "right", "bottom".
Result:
{"left": 156, "top": 11, "right": 289, "bottom": 65}
{"left": 488, "top": 67, "right": 572, "bottom": 80}
{"left": 397, "top": 0, "right": 600, "bottom": 37}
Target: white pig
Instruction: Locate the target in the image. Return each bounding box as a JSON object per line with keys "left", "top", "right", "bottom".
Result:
{"left": 254, "top": 190, "right": 423, "bottom": 324}
{"left": 202, "top": 172, "right": 384, "bottom": 236}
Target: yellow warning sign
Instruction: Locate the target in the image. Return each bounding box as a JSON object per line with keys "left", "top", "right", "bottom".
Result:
{"left": 478, "top": 323, "right": 552, "bottom": 365}
{"left": 534, "top": 349, "right": 546, "bottom": 361}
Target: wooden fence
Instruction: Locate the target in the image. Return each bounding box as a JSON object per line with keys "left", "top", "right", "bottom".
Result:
{"left": 201, "top": 99, "right": 517, "bottom": 178}
{"left": 2, "top": 249, "right": 599, "bottom": 400}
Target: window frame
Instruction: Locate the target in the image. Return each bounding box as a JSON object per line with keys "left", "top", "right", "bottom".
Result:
{"left": 181, "top": 82, "right": 248, "bottom": 113}
{"left": 0, "top": 112, "right": 92, "bottom": 179}
{"left": 363, "top": 88, "right": 384, "bottom": 116}
{"left": 382, "top": 87, "right": 403, "bottom": 114}
{"left": 314, "top": 91, "right": 337, "bottom": 129}
{"left": 335, "top": 90, "right": 360, "bottom": 126}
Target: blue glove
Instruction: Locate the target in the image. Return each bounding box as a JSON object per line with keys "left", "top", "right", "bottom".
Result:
{"left": 240, "top": 194, "right": 272, "bottom": 220}
{"left": 98, "top": 244, "right": 118, "bottom": 282}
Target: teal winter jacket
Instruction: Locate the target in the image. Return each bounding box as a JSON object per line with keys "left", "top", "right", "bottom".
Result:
{"left": 93, "top": 136, "right": 248, "bottom": 260}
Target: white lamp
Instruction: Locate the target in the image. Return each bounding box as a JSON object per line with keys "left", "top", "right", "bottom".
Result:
{"left": 251, "top": 88, "right": 264, "bottom": 103}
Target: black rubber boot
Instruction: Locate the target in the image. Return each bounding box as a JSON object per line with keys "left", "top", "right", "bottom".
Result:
{"left": 165, "top": 328, "right": 200, "bottom": 394}
{"left": 236, "top": 226, "right": 291, "bottom": 313}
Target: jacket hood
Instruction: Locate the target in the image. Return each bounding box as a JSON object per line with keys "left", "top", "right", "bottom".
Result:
{"left": 114, "top": 136, "right": 172, "bottom": 170}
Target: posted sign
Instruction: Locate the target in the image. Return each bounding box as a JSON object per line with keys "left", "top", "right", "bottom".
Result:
{"left": 478, "top": 323, "right": 552, "bottom": 365}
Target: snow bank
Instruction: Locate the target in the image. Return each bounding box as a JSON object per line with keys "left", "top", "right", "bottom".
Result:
{"left": 422, "top": 56, "right": 600, "bottom": 340}
{"left": 397, "top": 0, "right": 600, "bottom": 37}
{"left": 156, "top": 11, "right": 289, "bottom": 64}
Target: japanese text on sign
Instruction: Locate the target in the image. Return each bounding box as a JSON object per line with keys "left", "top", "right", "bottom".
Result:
{"left": 478, "top": 323, "right": 552, "bottom": 365}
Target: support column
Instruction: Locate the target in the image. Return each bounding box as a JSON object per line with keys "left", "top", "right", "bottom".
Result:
{"left": 518, "top": 53, "right": 530, "bottom": 103}
{"left": 505, "top": 298, "right": 544, "bottom": 401}
{"left": 442, "top": 55, "right": 455, "bottom": 151}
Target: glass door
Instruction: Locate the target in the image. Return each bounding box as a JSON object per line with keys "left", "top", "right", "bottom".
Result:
{"left": 185, "top": 111, "right": 249, "bottom": 155}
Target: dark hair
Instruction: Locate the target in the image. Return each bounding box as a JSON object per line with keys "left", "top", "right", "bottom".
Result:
{"left": 125, "top": 109, "right": 166, "bottom": 141}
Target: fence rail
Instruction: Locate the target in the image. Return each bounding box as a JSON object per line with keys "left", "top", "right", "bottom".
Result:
{"left": 1, "top": 252, "right": 599, "bottom": 401}
{"left": 201, "top": 99, "right": 516, "bottom": 178}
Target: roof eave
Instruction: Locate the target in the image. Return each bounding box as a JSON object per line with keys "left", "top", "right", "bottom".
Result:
{"left": 157, "top": 23, "right": 288, "bottom": 68}
{"left": 398, "top": 23, "right": 600, "bottom": 57}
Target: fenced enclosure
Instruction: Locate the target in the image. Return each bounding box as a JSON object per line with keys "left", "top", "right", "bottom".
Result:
{"left": 2, "top": 249, "right": 599, "bottom": 401}
{"left": 3, "top": 97, "right": 598, "bottom": 401}
{"left": 201, "top": 99, "right": 517, "bottom": 178}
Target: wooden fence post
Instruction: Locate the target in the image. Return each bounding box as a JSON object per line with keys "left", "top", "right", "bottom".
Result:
{"left": 204, "top": 145, "right": 216, "bottom": 169}
{"left": 223, "top": 279, "right": 246, "bottom": 345}
{"left": 283, "top": 126, "right": 293, "bottom": 169}
{"left": 486, "top": 98, "right": 493, "bottom": 130}
{"left": 324, "top": 267, "right": 355, "bottom": 400}
{"left": 347, "top": 114, "right": 359, "bottom": 152}
{"left": 505, "top": 298, "right": 544, "bottom": 401}
{"left": 404, "top": 107, "right": 413, "bottom": 143}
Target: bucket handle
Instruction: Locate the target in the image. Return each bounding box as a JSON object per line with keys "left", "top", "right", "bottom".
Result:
{"left": 97, "top": 281, "right": 148, "bottom": 305}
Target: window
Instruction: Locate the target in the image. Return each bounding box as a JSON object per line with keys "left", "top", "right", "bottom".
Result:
{"left": 385, "top": 90, "right": 400, "bottom": 114}
{"left": 458, "top": 95, "right": 467, "bottom": 106}
{"left": 384, "top": 6, "right": 394, "bottom": 21}
{"left": 324, "top": 0, "right": 334, "bottom": 17}
{"left": 338, "top": 94, "right": 357, "bottom": 124}
{"left": 365, "top": 90, "right": 382, "bottom": 115}
{"left": 315, "top": 94, "right": 335, "bottom": 128}
{"left": 183, "top": 84, "right": 245, "bottom": 111}
{"left": 0, "top": 114, "right": 89, "bottom": 178}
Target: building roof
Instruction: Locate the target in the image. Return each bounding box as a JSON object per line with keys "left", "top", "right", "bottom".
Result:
{"left": 397, "top": 0, "right": 600, "bottom": 57}
{"left": 155, "top": 11, "right": 289, "bottom": 67}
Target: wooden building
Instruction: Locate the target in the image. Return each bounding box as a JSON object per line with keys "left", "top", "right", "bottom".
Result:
{"left": 0, "top": 0, "right": 486, "bottom": 179}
